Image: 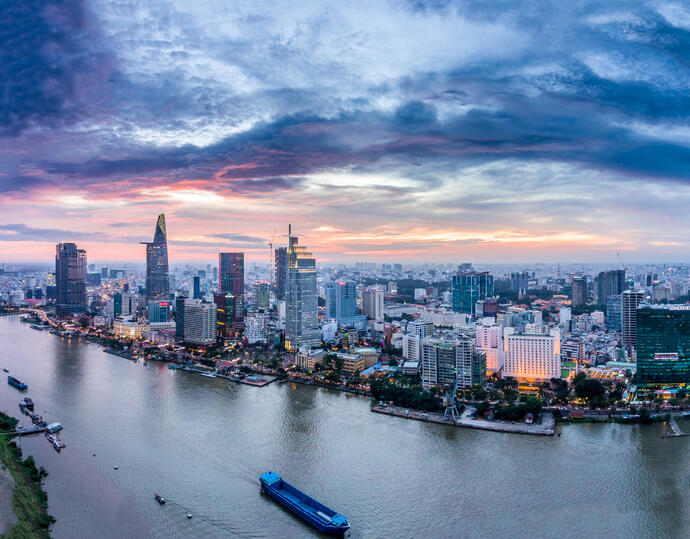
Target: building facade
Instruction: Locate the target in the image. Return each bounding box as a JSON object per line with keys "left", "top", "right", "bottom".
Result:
{"left": 503, "top": 330, "right": 561, "bottom": 381}
{"left": 285, "top": 225, "right": 320, "bottom": 351}
{"left": 274, "top": 247, "right": 287, "bottom": 301}
{"left": 636, "top": 304, "right": 690, "bottom": 390}
{"left": 219, "top": 252, "right": 244, "bottom": 337}
{"left": 451, "top": 272, "right": 494, "bottom": 315}
{"left": 143, "top": 214, "right": 169, "bottom": 301}
{"left": 622, "top": 290, "right": 644, "bottom": 356}
{"left": 597, "top": 270, "right": 625, "bottom": 303}
{"left": 55, "top": 242, "right": 87, "bottom": 317}
{"left": 571, "top": 276, "right": 586, "bottom": 307}
{"left": 362, "top": 286, "right": 385, "bottom": 320}
{"left": 421, "top": 336, "right": 485, "bottom": 390}
{"left": 183, "top": 299, "right": 217, "bottom": 346}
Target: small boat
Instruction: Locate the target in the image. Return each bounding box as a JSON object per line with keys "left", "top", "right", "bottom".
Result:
{"left": 2, "top": 368, "right": 8, "bottom": 373}
{"left": 260, "top": 471, "right": 350, "bottom": 534}
{"left": 186, "top": 513, "right": 192, "bottom": 519}
{"left": 46, "top": 422, "right": 63, "bottom": 433}
{"left": 7, "top": 376, "right": 27, "bottom": 390}
{"left": 201, "top": 372, "right": 217, "bottom": 378}
{"left": 23, "top": 397, "right": 34, "bottom": 411}
{"left": 114, "top": 466, "right": 119, "bottom": 470}
{"left": 154, "top": 493, "right": 166, "bottom": 505}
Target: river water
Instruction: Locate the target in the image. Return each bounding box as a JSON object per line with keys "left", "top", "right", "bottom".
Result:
{"left": 0, "top": 315, "right": 688, "bottom": 538}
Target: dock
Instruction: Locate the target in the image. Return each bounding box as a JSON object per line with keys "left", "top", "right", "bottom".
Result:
{"left": 372, "top": 404, "right": 555, "bottom": 436}
{"left": 663, "top": 416, "right": 688, "bottom": 438}
{"left": 16, "top": 425, "right": 46, "bottom": 436}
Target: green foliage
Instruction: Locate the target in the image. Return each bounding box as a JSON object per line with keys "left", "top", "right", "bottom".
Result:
{"left": 370, "top": 379, "right": 440, "bottom": 412}
{"left": 574, "top": 378, "right": 605, "bottom": 401}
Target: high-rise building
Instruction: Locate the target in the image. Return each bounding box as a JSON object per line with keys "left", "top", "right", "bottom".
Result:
{"left": 596, "top": 270, "right": 625, "bottom": 303}
{"left": 219, "top": 253, "right": 244, "bottom": 337}
{"left": 324, "top": 281, "right": 357, "bottom": 321}
{"left": 142, "top": 214, "right": 169, "bottom": 301}
{"left": 621, "top": 290, "right": 644, "bottom": 355}
{"left": 571, "top": 276, "right": 586, "bottom": 307}
{"left": 421, "top": 335, "right": 485, "bottom": 390}
{"left": 503, "top": 330, "right": 561, "bottom": 381}
{"left": 606, "top": 295, "right": 622, "bottom": 331}
{"left": 636, "top": 304, "right": 690, "bottom": 390}
{"left": 183, "top": 299, "right": 217, "bottom": 346}
{"left": 362, "top": 286, "right": 385, "bottom": 320}
{"left": 55, "top": 242, "right": 87, "bottom": 317}
{"left": 510, "top": 271, "right": 530, "bottom": 295}
{"left": 451, "top": 272, "right": 494, "bottom": 315}
{"left": 214, "top": 293, "right": 235, "bottom": 341}
{"left": 193, "top": 276, "right": 201, "bottom": 299}
{"left": 148, "top": 300, "right": 169, "bottom": 323}
{"left": 274, "top": 247, "right": 287, "bottom": 301}
{"left": 475, "top": 319, "right": 505, "bottom": 374}
{"left": 175, "top": 295, "right": 186, "bottom": 338}
{"left": 256, "top": 281, "right": 270, "bottom": 310}
{"left": 285, "top": 225, "right": 320, "bottom": 351}
{"left": 407, "top": 320, "right": 434, "bottom": 338}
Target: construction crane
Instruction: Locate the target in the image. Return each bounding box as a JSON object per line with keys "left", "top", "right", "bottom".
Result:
{"left": 443, "top": 373, "right": 460, "bottom": 422}
{"left": 617, "top": 252, "right": 627, "bottom": 273}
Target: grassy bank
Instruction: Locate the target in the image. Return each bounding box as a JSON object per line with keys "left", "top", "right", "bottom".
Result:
{"left": 0, "top": 412, "right": 54, "bottom": 538}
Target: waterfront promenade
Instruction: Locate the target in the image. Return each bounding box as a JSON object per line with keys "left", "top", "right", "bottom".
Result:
{"left": 371, "top": 403, "right": 556, "bottom": 435}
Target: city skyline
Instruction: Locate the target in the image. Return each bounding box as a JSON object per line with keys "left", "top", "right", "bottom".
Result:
{"left": 3, "top": 2, "right": 690, "bottom": 264}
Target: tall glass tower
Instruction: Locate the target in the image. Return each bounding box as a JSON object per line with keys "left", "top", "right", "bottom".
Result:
{"left": 143, "top": 214, "right": 169, "bottom": 301}
{"left": 285, "top": 225, "right": 320, "bottom": 351}
{"left": 55, "top": 242, "right": 87, "bottom": 317}
{"left": 219, "top": 252, "right": 244, "bottom": 337}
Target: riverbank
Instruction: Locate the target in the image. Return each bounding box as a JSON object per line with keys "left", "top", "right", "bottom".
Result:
{"left": 0, "top": 412, "right": 54, "bottom": 538}
{"left": 371, "top": 403, "right": 556, "bottom": 435}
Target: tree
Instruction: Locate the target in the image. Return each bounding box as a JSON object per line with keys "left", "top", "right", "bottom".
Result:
{"left": 574, "top": 378, "right": 605, "bottom": 401}
{"left": 573, "top": 372, "right": 588, "bottom": 386}
{"left": 524, "top": 396, "right": 543, "bottom": 415}
{"left": 388, "top": 358, "right": 398, "bottom": 367}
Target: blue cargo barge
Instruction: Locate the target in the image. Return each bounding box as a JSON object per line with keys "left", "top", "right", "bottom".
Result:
{"left": 260, "top": 471, "right": 350, "bottom": 534}
{"left": 7, "top": 376, "right": 27, "bottom": 390}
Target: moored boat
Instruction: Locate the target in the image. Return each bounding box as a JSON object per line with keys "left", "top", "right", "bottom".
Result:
{"left": 23, "top": 397, "right": 34, "bottom": 411}
{"left": 260, "top": 471, "right": 350, "bottom": 534}
{"left": 154, "top": 493, "right": 166, "bottom": 505}
{"left": 8, "top": 376, "right": 28, "bottom": 390}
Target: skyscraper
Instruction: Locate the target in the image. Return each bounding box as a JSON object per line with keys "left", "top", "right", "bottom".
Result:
{"left": 451, "top": 272, "right": 494, "bottom": 315}
{"left": 324, "top": 281, "right": 357, "bottom": 321}
{"left": 219, "top": 252, "right": 244, "bottom": 337}
{"left": 571, "top": 276, "right": 586, "bottom": 307}
{"left": 421, "top": 335, "right": 485, "bottom": 390}
{"left": 214, "top": 293, "right": 235, "bottom": 341}
{"left": 183, "top": 299, "right": 217, "bottom": 346}
{"left": 362, "top": 286, "right": 385, "bottom": 320}
{"left": 636, "top": 304, "right": 690, "bottom": 390}
{"left": 285, "top": 225, "right": 320, "bottom": 351}
{"left": 55, "top": 242, "right": 87, "bottom": 317}
{"left": 193, "top": 276, "right": 201, "bottom": 299}
{"left": 596, "top": 270, "right": 625, "bottom": 303}
{"left": 274, "top": 247, "right": 287, "bottom": 301}
{"left": 621, "top": 289, "right": 644, "bottom": 356}
{"left": 142, "top": 214, "right": 169, "bottom": 301}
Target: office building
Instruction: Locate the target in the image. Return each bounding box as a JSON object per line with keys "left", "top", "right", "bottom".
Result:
{"left": 571, "top": 276, "right": 586, "bottom": 307}
{"left": 596, "top": 270, "right": 625, "bottom": 303}
{"left": 148, "top": 300, "right": 169, "bottom": 323}
{"left": 451, "top": 272, "right": 494, "bottom": 315}
{"left": 193, "top": 276, "right": 201, "bottom": 299}
{"left": 175, "top": 295, "right": 186, "bottom": 338}
{"left": 214, "top": 293, "right": 235, "bottom": 341}
{"left": 274, "top": 247, "right": 287, "bottom": 301}
{"left": 142, "top": 214, "right": 169, "bottom": 301}
{"left": 324, "top": 281, "right": 357, "bottom": 322}
{"left": 219, "top": 252, "right": 244, "bottom": 336}
{"left": 622, "top": 290, "right": 644, "bottom": 355}
{"left": 55, "top": 242, "right": 87, "bottom": 317}
{"left": 421, "top": 335, "right": 485, "bottom": 390}
{"left": 510, "top": 271, "right": 530, "bottom": 295}
{"left": 636, "top": 304, "right": 690, "bottom": 389}
{"left": 402, "top": 333, "right": 421, "bottom": 363}
{"left": 606, "top": 295, "right": 622, "bottom": 331}
{"left": 285, "top": 225, "right": 320, "bottom": 351}
{"left": 503, "top": 329, "right": 561, "bottom": 381}
{"left": 362, "top": 286, "right": 385, "bottom": 320}
{"left": 256, "top": 281, "right": 270, "bottom": 311}
{"left": 183, "top": 299, "right": 217, "bottom": 346}
{"left": 407, "top": 320, "right": 434, "bottom": 338}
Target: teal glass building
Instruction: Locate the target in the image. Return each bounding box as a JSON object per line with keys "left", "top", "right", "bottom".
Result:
{"left": 636, "top": 304, "right": 690, "bottom": 389}
{"left": 451, "top": 272, "right": 494, "bottom": 315}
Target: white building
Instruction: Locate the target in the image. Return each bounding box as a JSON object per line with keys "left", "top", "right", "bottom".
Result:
{"left": 503, "top": 329, "right": 561, "bottom": 381}
{"left": 406, "top": 320, "right": 434, "bottom": 338}
{"left": 559, "top": 306, "right": 571, "bottom": 326}
{"left": 321, "top": 319, "right": 338, "bottom": 343}
{"left": 475, "top": 320, "right": 504, "bottom": 374}
{"left": 402, "top": 333, "right": 421, "bottom": 363}
{"left": 183, "top": 299, "right": 217, "bottom": 346}
{"left": 591, "top": 310, "right": 605, "bottom": 326}
{"left": 421, "top": 336, "right": 481, "bottom": 390}
{"left": 246, "top": 312, "right": 269, "bottom": 344}
{"left": 362, "top": 286, "right": 385, "bottom": 320}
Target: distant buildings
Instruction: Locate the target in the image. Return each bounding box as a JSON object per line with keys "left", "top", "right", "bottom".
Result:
{"left": 421, "top": 335, "right": 485, "bottom": 390}
{"left": 285, "top": 225, "right": 320, "bottom": 351}
{"left": 362, "top": 286, "right": 385, "bottom": 320}
{"left": 219, "top": 252, "right": 244, "bottom": 337}
{"left": 451, "top": 271, "right": 493, "bottom": 315}
{"left": 621, "top": 289, "right": 644, "bottom": 355}
{"left": 636, "top": 304, "right": 690, "bottom": 390}
{"left": 183, "top": 299, "right": 217, "bottom": 346}
{"left": 596, "top": 270, "right": 625, "bottom": 303}
{"left": 510, "top": 271, "right": 530, "bottom": 295}
{"left": 55, "top": 242, "right": 87, "bottom": 317}
{"left": 148, "top": 300, "right": 170, "bottom": 323}
{"left": 571, "top": 276, "right": 586, "bottom": 307}
{"left": 143, "top": 214, "right": 169, "bottom": 301}
{"left": 274, "top": 247, "right": 287, "bottom": 301}
{"left": 606, "top": 295, "right": 622, "bottom": 331}
{"left": 324, "top": 281, "right": 357, "bottom": 321}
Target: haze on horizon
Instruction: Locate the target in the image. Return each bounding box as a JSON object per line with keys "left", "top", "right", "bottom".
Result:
{"left": 2, "top": 1, "right": 690, "bottom": 264}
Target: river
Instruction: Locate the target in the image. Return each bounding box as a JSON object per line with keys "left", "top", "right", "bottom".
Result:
{"left": 0, "top": 315, "right": 688, "bottom": 538}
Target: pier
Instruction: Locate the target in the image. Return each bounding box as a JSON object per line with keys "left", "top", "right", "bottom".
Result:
{"left": 663, "top": 416, "right": 688, "bottom": 438}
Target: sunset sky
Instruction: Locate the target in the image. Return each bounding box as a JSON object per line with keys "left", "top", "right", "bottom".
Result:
{"left": 2, "top": 1, "right": 690, "bottom": 264}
